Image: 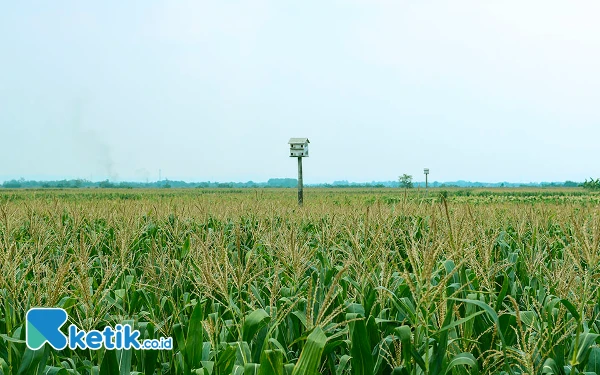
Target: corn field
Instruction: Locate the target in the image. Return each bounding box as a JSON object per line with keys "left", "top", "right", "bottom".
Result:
{"left": 1, "top": 188, "right": 600, "bottom": 374}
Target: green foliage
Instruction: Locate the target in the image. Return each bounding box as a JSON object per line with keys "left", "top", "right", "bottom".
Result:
{"left": 0, "top": 189, "right": 600, "bottom": 374}
{"left": 582, "top": 178, "right": 600, "bottom": 190}
{"left": 398, "top": 174, "right": 413, "bottom": 189}
{"left": 99, "top": 179, "right": 115, "bottom": 188}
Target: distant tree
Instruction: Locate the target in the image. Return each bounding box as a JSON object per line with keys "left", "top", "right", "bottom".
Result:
{"left": 563, "top": 180, "right": 579, "bottom": 188}
{"left": 2, "top": 179, "right": 22, "bottom": 188}
{"left": 56, "top": 180, "right": 71, "bottom": 188}
{"left": 267, "top": 178, "right": 297, "bottom": 188}
{"left": 99, "top": 180, "right": 114, "bottom": 188}
{"left": 398, "top": 174, "right": 413, "bottom": 189}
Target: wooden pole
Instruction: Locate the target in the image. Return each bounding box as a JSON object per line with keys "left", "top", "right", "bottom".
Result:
{"left": 297, "top": 156, "right": 303, "bottom": 206}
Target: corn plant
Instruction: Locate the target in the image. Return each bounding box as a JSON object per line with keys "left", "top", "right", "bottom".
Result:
{"left": 0, "top": 188, "right": 599, "bottom": 374}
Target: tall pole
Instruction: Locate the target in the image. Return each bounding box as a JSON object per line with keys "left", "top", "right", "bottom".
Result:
{"left": 424, "top": 168, "right": 429, "bottom": 196}
{"left": 297, "top": 156, "right": 303, "bottom": 206}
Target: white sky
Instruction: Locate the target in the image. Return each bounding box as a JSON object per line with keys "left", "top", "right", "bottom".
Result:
{"left": 1, "top": 1, "right": 599, "bottom": 183}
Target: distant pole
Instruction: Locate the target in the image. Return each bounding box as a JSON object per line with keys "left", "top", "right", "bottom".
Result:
{"left": 159, "top": 169, "right": 162, "bottom": 182}
{"left": 424, "top": 168, "right": 429, "bottom": 196}
{"left": 289, "top": 137, "right": 309, "bottom": 206}
{"left": 297, "top": 157, "right": 303, "bottom": 206}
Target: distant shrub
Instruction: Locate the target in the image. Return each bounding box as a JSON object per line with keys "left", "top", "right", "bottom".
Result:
{"left": 99, "top": 180, "right": 115, "bottom": 188}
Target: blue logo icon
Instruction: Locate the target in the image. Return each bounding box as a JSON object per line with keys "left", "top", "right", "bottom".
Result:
{"left": 26, "top": 308, "right": 69, "bottom": 350}
{"left": 25, "top": 308, "right": 172, "bottom": 351}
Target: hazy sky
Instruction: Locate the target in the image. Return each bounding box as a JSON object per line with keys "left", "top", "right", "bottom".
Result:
{"left": 1, "top": 1, "right": 599, "bottom": 183}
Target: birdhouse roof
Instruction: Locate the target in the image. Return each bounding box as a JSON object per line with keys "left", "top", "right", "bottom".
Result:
{"left": 288, "top": 138, "right": 310, "bottom": 145}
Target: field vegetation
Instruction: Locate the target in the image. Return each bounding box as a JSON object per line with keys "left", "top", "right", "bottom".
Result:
{"left": 1, "top": 188, "right": 600, "bottom": 374}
